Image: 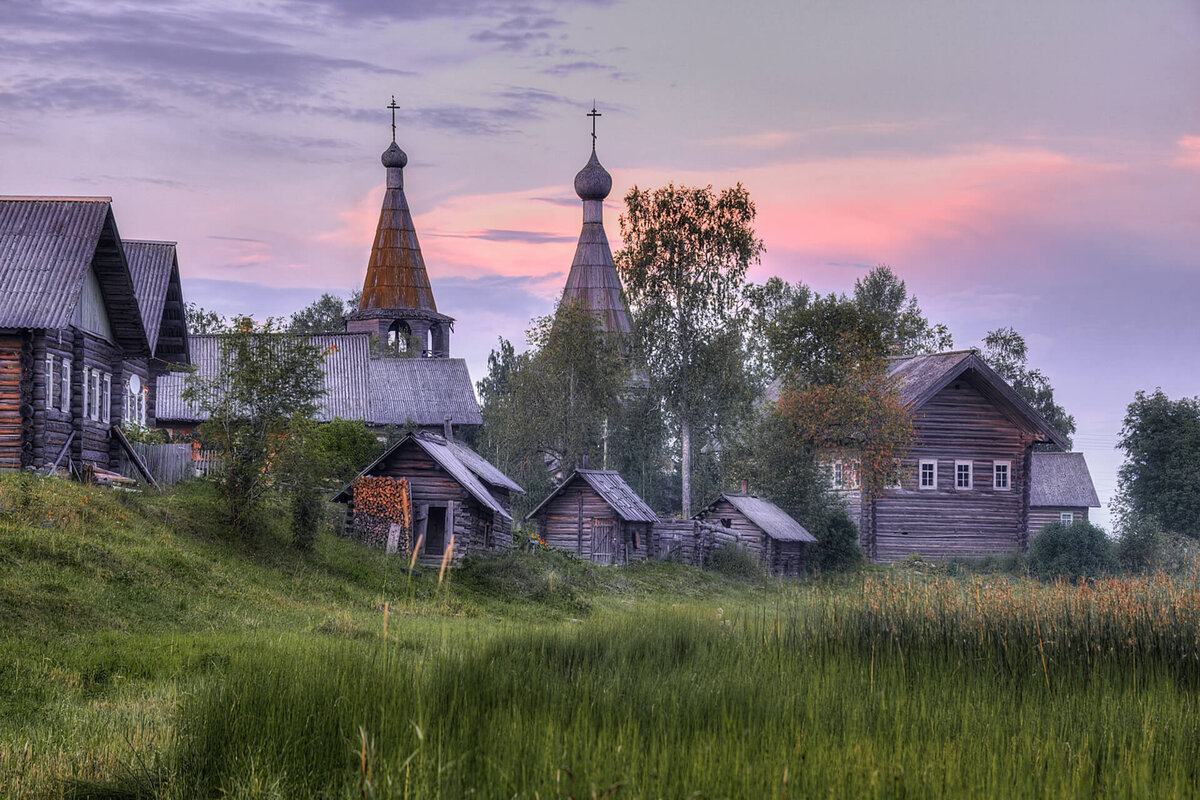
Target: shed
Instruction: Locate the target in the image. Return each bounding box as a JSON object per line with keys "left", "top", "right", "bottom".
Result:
{"left": 525, "top": 469, "right": 657, "bottom": 565}
{"left": 696, "top": 493, "right": 816, "bottom": 576}
{"left": 1028, "top": 451, "right": 1101, "bottom": 534}
{"left": 332, "top": 430, "right": 523, "bottom": 564}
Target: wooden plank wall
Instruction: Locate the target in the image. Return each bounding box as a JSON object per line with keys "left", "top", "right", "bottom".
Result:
{"left": 870, "top": 379, "right": 1037, "bottom": 561}
{"left": 1028, "top": 507, "right": 1090, "bottom": 537}
{"left": 532, "top": 478, "right": 649, "bottom": 564}
{"left": 0, "top": 333, "right": 27, "bottom": 470}
{"left": 696, "top": 499, "right": 766, "bottom": 559}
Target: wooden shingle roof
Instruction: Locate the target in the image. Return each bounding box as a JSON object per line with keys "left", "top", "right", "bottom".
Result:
{"left": 1030, "top": 452, "right": 1101, "bottom": 508}
{"left": 712, "top": 493, "right": 816, "bottom": 542}
{"left": 525, "top": 469, "right": 658, "bottom": 524}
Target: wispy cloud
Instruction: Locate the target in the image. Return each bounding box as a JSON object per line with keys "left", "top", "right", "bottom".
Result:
{"left": 430, "top": 228, "right": 577, "bottom": 244}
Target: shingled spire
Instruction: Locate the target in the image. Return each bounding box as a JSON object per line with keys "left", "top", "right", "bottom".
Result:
{"left": 560, "top": 105, "right": 632, "bottom": 337}
{"left": 347, "top": 99, "right": 453, "bottom": 357}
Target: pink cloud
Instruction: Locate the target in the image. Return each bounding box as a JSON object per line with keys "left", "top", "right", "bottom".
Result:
{"left": 1176, "top": 135, "right": 1200, "bottom": 167}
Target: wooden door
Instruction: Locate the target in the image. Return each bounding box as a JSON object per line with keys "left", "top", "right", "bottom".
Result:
{"left": 591, "top": 520, "right": 615, "bottom": 565}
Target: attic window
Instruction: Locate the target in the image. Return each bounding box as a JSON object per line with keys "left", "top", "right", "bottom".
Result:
{"left": 1060, "top": 511, "right": 1075, "bottom": 525}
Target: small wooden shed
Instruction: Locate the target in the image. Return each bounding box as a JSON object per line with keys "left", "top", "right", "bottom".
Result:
{"left": 695, "top": 493, "right": 816, "bottom": 577}
{"left": 1028, "top": 451, "right": 1101, "bottom": 535}
{"left": 525, "top": 469, "right": 657, "bottom": 565}
{"left": 332, "top": 431, "right": 524, "bottom": 565}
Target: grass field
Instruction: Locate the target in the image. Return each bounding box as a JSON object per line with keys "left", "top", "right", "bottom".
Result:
{"left": 2, "top": 474, "right": 1199, "bottom": 799}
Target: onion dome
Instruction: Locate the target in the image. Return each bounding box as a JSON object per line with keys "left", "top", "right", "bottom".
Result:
{"left": 574, "top": 149, "right": 612, "bottom": 201}
{"left": 381, "top": 141, "right": 408, "bottom": 169}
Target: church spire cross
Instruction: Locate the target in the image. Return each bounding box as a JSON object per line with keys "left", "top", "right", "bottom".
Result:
{"left": 587, "top": 102, "right": 601, "bottom": 148}
{"left": 388, "top": 96, "right": 400, "bottom": 143}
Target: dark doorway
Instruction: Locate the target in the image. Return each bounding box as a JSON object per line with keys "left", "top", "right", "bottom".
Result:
{"left": 425, "top": 506, "right": 447, "bottom": 555}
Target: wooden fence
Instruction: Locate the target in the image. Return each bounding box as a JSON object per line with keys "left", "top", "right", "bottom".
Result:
{"left": 123, "top": 442, "right": 193, "bottom": 485}
{"left": 650, "top": 519, "right": 746, "bottom": 566}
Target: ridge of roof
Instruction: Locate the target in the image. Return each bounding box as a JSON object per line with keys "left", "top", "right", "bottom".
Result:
{"left": 0, "top": 195, "right": 112, "bottom": 202}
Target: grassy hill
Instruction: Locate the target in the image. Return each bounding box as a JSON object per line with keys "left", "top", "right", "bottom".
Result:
{"left": 3, "top": 474, "right": 1199, "bottom": 799}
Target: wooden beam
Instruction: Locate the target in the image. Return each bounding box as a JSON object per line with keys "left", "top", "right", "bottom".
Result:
{"left": 47, "top": 431, "right": 75, "bottom": 474}
{"left": 110, "top": 425, "right": 159, "bottom": 489}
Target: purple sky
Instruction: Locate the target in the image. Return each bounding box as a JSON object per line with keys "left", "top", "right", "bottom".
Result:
{"left": 3, "top": 0, "right": 1198, "bottom": 526}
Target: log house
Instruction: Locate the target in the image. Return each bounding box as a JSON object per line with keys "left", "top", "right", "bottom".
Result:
{"left": 525, "top": 469, "right": 657, "bottom": 565}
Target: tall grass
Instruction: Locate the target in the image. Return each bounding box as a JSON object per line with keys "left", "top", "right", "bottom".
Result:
{"left": 176, "top": 573, "right": 1200, "bottom": 799}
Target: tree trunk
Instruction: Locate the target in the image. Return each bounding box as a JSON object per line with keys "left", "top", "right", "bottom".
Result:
{"left": 681, "top": 414, "right": 691, "bottom": 518}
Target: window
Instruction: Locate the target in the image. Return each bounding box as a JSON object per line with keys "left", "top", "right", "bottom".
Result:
{"left": 101, "top": 373, "right": 111, "bottom": 424}
{"left": 919, "top": 460, "right": 937, "bottom": 490}
{"left": 1060, "top": 511, "right": 1075, "bottom": 525}
{"left": 721, "top": 518, "right": 732, "bottom": 529}
{"left": 46, "top": 355, "right": 55, "bottom": 409}
{"left": 993, "top": 461, "right": 1011, "bottom": 491}
{"left": 831, "top": 460, "right": 844, "bottom": 489}
{"left": 82, "top": 367, "right": 90, "bottom": 418}
{"left": 955, "top": 460, "right": 973, "bottom": 490}
{"left": 886, "top": 459, "right": 903, "bottom": 490}
{"left": 848, "top": 459, "right": 862, "bottom": 490}
{"left": 61, "top": 361, "right": 71, "bottom": 414}
{"left": 90, "top": 371, "right": 101, "bottom": 421}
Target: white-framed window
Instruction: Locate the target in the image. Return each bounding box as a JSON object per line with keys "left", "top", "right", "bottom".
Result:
{"left": 886, "top": 459, "right": 903, "bottom": 490}
{"left": 955, "top": 460, "right": 973, "bottom": 490}
{"left": 61, "top": 360, "right": 71, "bottom": 414}
{"left": 830, "top": 460, "right": 844, "bottom": 489}
{"left": 82, "top": 367, "right": 90, "bottom": 419}
{"left": 101, "top": 373, "right": 111, "bottom": 424}
{"left": 139, "top": 385, "right": 148, "bottom": 426}
{"left": 1060, "top": 511, "right": 1075, "bottom": 525}
{"left": 90, "top": 370, "right": 102, "bottom": 421}
{"left": 848, "top": 459, "right": 861, "bottom": 490}
{"left": 919, "top": 459, "right": 937, "bottom": 490}
{"left": 45, "top": 355, "right": 55, "bottom": 409}
{"left": 993, "top": 461, "right": 1011, "bottom": 491}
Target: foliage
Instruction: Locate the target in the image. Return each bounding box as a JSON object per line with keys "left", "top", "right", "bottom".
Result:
{"left": 809, "top": 508, "right": 865, "bottom": 572}
{"left": 290, "top": 483, "right": 323, "bottom": 551}
{"left": 479, "top": 301, "right": 627, "bottom": 485}
{"left": 185, "top": 303, "right": 229, "bottom": 334}
{"left": 1115, "top": 515, "right": 1165, "bottom": 574}
{"left": 616, "top": 183, "right": 764, "bottom": 515}
{"left": 308, "top": 418, "right": 382, "bottom": 485}
{"left": 1117, "top": 388, "right": 1200, "bottom": 540}
{"left": 121, "top": 422, "right": 167, "bottom": 445}
{"left": 287, "top": 292, "right": 357, "bottom": 334}
{"left": 476, "top": 337, "right": 519, "bottom": 411}
{"left": 706, "top": 543, "right": 767, "bottom": 580}
{"left": 852, "top": 265, "right": 953, "bottom": 355}
{"left": 981, "top": 327, "right": 1076, "bottom": 447}
{"left": 181, "top": 317, "right": 328, "bottom": 532}
{"left": 1028, "top": 520, "right": 1116, "bottom": 581}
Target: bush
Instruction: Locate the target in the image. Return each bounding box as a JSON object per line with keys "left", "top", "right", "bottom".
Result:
{"left": 291, "top": 485, "right": 324, "bottom": 551}
{"left": 1116, "top": 516, "right": 1164, "bottom": 573}
{"left": 809, "top": 509, "right": 864, "bottom": 573}
{"left": 706, "top": 544, "right": 766, "bottom": 581}
{"left": 1029, "top": 521, "right": 1115, "bottom": 581}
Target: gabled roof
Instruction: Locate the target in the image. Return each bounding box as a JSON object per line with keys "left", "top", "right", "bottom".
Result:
{"left": 525, "top": 469, "right": 658, "bottom": 524}
{"left": 886, "top": 350, "right": 1071, "bottom": 450}
{"left": 1030, "top": 452, "right": 1101, "bottom": 508}
{"left": 0, "top": 196, "right": 149, "bottom": 353}
{"left": 155, "top": 334, "right": 482, "bottom": 426}
{"left": 331, "top": 431, "right": 518, "bottom": 519}
{"left": 368, "top": 357, "right": 483, "bottom": 426}
{"left": 705, "top": 493, "right": 816, "bottom": 543}
{"left": 123, "top": 240, "right": 177, "bottom": 355}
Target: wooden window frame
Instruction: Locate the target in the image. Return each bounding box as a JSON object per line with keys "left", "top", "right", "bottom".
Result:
{"left": 886, "top": 458, "right": 903, "bottom": 490}
{"left": 102, "top": 373, "right": 111, "bottom": 424}
{"left": 82, "top": 366, "right": 90, "bottom": 419}
{"left": 45, "top": 355, "right": 55, "bottom": 410}
{"left": 918, "top": 459, "right": 937, "bottom": 490}
{"left": 61, "top": 360, "right": 71, "bottom": 414}
{"left": 993, "top": 461, "right": 1011, "bottom": 491}
{"left": 831, "top": 460, "right": 844, "bottom": 489}
{"left": 955, "top": 460, "right": 973, "bottom": 490}
{"left": 1060, "top": 511, "right": 1075, "bottom": 525}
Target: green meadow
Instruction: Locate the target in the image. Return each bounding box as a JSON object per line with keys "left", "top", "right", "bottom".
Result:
{"left": 2, "top": 474, "right": 1199, "bottom": 799}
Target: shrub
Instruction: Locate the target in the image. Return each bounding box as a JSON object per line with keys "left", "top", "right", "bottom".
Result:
{"left": 1116, "top": 516, "right": 1164, "bottom": 573}
{"left": 809, "top": 509, "right": 864, "bottom": 573}
{"left": 706, "top": 544, "right": 766, "bottom": 581}
{"left": 291, "top": 485, "right": 324, "bottom": 551}
{"left": 1029, "top": 520, "right": 1115, "bottom": 581}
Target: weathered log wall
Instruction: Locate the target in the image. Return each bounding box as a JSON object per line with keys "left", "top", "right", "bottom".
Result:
{"left": 531, "top": 479, "right": 650, "bottom": 565}
{"left": 1028, "top": 507, "right": 1090, "bottom": 537}
{"left": 869, "top": 379, "right": 1038, "bottom": 562}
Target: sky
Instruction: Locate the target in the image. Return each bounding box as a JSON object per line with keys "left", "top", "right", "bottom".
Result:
{"left": 2, "top": 0, "right": 1198, "bottom": 526}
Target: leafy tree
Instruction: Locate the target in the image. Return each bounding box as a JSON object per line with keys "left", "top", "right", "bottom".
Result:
{"left": 743, "top": 277, "right": 812, "bottom": 386}
{"left": 480, "top": 302, "right": 628, "bottom": 515}
{"left": 1117, "top": 389, "right": 1200, "bottom": 539}
{"left": 980, "top": 327, "right": 1075, "bottom": 446}
{"left": 186, "top": 303, "right": 229, "bottom": 334}
{"left": 182, "top": 317, "right": 328, "bottom": 533}
{"left": 616, "top": 183, "right": 764, "bottom": 516}
{"left": 288, "top": 292, "right": 357, "bottom": 334}
{"left": 1029, "top": 520, "right": 1115, "bottom": 581}
{"left": 852, "top": 265, "right": 952, "bottom": 355}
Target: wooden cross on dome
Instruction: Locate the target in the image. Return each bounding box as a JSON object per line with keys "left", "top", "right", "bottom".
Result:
{"left": 587, "top": 102, "right": 601, "bottom": 146}
{"left": 388, "top": 96, "right": 400, "bottom": 143}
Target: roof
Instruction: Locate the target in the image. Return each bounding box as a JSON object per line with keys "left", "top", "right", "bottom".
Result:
{"left": 525, "top": 469, "right": 658, "bottom": 524}
{"left": 1030, "top": 452, "right": 1101, "bottom": 508}
{"left": 368, "top": 358, "right": 483, "bottom": 426}
{"left": 123, "top": 240, "right": 176, "bottom": 354}
{"left": 331, "top": 431, "right": 519, "bottom": 519}
{"left": 0, "top": 197, "right": 149, "bottom": 352}
{"left": 356, "top": 148, "right": 438, "bottom": 313}
{"left": 155, "top": 333, "right": 481, "bottom": 426}
{"left": 560, "top": 187, "right": 631, "bottom": 337}
{"left": 709, "top": 493, "right": 817, "bottom": 543}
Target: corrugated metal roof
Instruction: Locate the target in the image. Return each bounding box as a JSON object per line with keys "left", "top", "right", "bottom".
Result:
{"left": 718, "top": 493, "right": 816, "bottom": 542}
{"left": 0, "top": 197, "right": 110, "bottom": 328}
{"left": 156, "top": 334, "right": 480, "bottom": 426}
{"left": 1030, "top": 452, "right": 1101, "bottom": 508}
{"left": 369, "top": 358, "right": 483, "bottom": 426}
{"left": 331, "top": 431, "right": 515, "bottom": 520}
{"left": 123, "top": 240, "right": 175, "bottom": 353}
{"left": 525, "top": 469, "right": 658, "bottom": 523}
